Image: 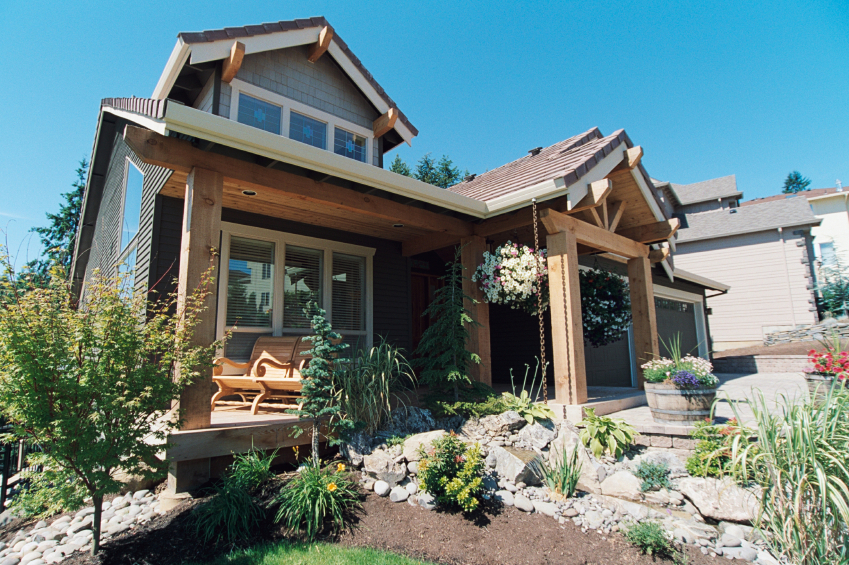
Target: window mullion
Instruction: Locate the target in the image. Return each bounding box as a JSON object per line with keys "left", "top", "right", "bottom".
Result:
{"left": 324, "top": 248, "right": 333, "bottom": 323}
{"left": 273, "top": 240, "right": 285, "bottom": 336}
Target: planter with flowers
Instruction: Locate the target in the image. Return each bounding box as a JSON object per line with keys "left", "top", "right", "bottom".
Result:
{"left": 641, "top": 346, "right": 719, "bottom": 425}
{"left": 805, "top": 348, "right": 848, "bottom": 407}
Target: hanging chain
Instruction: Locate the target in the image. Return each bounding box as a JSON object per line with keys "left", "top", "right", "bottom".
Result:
{"left": 532, "top": 198, "right": 549, "bottom": 405}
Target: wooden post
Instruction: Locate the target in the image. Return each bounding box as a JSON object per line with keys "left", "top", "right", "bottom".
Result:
{"left": 176, "top": 167, "right": 223, "bottom": 430}
{"left": 627, "top": 256, "right": 659, "bottom": 389}
{"left": 546, "top": 231, "right": 588, "bottom": 405}
{"left": 460, "top": 236, "right": 491, "bottom": 386}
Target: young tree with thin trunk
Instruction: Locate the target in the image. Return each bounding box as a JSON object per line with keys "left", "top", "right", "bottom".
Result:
{"left": 0, "top": 254, "right": 222, "bottom": 555}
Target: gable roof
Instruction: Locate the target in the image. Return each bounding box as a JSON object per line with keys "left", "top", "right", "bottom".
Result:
{"left": 153, "top": 16, "right": 417, "bottom": 142}
{"left": 742, "top": 187, "right": 842, "bottom": 206}
{"left": 654, "top": 175, "right": 741, "bottom": 206}
{"left": 676, "top": 195, "right": 820, "bottom": 243}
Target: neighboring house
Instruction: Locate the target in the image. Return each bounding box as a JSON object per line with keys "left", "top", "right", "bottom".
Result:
{"left": 70, "top": 17, "right": 725, "bottom": 493}
{"left": 744, "top": 186, "right": 849, "bottom": 268}
{"left": 655, "top": 176, "right": 821, "bottom": 351}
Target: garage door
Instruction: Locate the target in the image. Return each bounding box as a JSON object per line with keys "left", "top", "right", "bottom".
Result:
{"left": 655, "top": 298, "right": 699, "bottom": 357}
{"left": 584, "top": 331, "right": 633, "bottom": 387}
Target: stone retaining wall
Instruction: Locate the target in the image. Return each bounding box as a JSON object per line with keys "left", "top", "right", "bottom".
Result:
{"left": 764, "top": 321, "right": 849, "bottom": 345}
{"left": 712, "top": 355, "right": 809, "bottom": 374}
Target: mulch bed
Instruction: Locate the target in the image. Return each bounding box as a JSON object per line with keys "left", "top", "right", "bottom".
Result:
{"left": 52, "top": 487, "right": 717, "bottom": 565}
{"left": 712, "top": 339, "right": 830, "bottom": 358}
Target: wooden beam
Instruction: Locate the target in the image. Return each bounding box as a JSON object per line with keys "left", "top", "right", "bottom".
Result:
{"left": 649, "top": 246, "right": 670, "bottom": 263}
{"left": 177, "top": 168, "right": 223, "bottom": 431}
{"left": 221, "top": 41, "right": 245, "bottom": 83}
{"left": 627, "top": 256, "right": 659, "bottom": 389}
{"left": 308, "top": 26, "right": 333, "bottom": 63}
{"left": 547, "top": 230, "right": 587, "bottom": 405}
{"left": 601, "top": 199, "right": 609, "bottom": 229}
{"left": 569, "top": 179, "right": 612, "bottom": 213}
{"left": 607, "top": 200, "right": 626, "bottom": 232}
{"left": 373, "top": 108, "right": 398, "bottom": 138}
{"left": 586, "top": 207, "right": 604, "bottom": 228}
{"left": 461, "top": 236, "right": 491, "bottom": 386}
{"left": 540, "top": 208, "right": 649, "bottom": 259}
{"left": 615, "top": 218, "right": 680, "bottom": 244}
{"left": 124, "top": 126, "right": 473, "bottom": 239}
{"left": 625, "top": 146, "right": 643, "bottom": 169}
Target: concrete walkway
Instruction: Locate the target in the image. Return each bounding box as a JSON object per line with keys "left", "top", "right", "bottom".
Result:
{"left": 607, "top": 372, "right": 808, "bottom": 432}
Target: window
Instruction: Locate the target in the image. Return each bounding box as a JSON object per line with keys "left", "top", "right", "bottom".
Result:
{"left": 237, "top": 93, "right": 282, "bottom": 135}
{"left": 262, "top": 263, "right": 272, "bottom": 279}
{"left": 121, "top": 161, "right": 144, "bottom": 251}
{"left": 226, "top": 236, "right": 275, "bottom": 328}
{"left": 820, "top": 241, "right": 837, "bottom": 265}
{"left": 284, "top": 246, "right": 324, "bottom": 329}
{"left": 334, "top": 128, "right": 367, "bottom": 163}
{"left": 332, "top": 253, "right": 366, "bottom": 331}
{"left": 117, "top": 247, "right": 137, "bottom": 299}
{"left": 289, "top": 112, "right": 327, "bottom": 149}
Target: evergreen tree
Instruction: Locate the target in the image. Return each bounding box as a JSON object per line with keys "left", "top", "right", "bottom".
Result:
{"left": 26, "top": 159, "right": 88, "bottom": 282}
{"left": 288, "top": 301, "right": 349, "bottom": 466}
{"left": 389, "top": 154, "right": 412, "bottom": 177}
{"left": 413, "top": 246, "right": 481, "bottom": 401}
{"left": 782, "top": 170, "right": 812, "bottom": 194}
{"left": 414, "top": 153, "right": 440, "bottom": 186}
{"left": 434, "top": 155, "right": 464, "bottom": 188}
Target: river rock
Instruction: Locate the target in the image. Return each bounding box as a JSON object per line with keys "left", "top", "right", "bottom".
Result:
{"left": 600, "top": 471, "right": 642, "bottom": 501}
{"left": 532, "top": 500, "right": 557, "bottom": 517}
{"left": 417, "top": 493, "right": 435, "bottom": 510}
{"left": 583, "top": 510, "right": 605, "bottom": 529}
{"left": 719, "top": 533, "right": 742, "bottom": 547}
{"left": 363, "top": 451, "right": 407, "bottom": 485}
{"left": 516, "top": 420, "right": 557, "bottom": 449}
{"left": 514, "top": 494, "right": 534, "bottom": 512}
{"left": 723, "top": 546, "right": 758, "bottom": 561}
{"left": 402, "top": 430, "right": 447, "bottom": 462}
{"left": 677, "top": 477, "right": 759, "bottom": 523}
{"left": 486, "top": 446, "right": 542, "bottom": 486}
{"left": 374, "top": 480, "right": 391, "bottom": 497}
{"left": 495, "top": 490, "right": 514, "bottom": 506}
{"left": 389, "top": 486, "right": 409, "bottom": 503}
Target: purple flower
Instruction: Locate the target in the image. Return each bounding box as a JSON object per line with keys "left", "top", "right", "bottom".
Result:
{"left": 671, "top": 370, "right": 700, "bottom": 389}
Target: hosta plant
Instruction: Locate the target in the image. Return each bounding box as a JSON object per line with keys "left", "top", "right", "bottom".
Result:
{"left": 578, "top": 408, "right": 637, "bottom": 459}
{"left": 417, "top": 433, "right": 484, "bottom": 513}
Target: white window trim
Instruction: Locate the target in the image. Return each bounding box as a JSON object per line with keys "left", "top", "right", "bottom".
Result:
{"left": 228, "top": 78, "right": 372, "bottom": 163}
{"left": 217, "top": 222, "right": 375, "bottom": 351}
{"left": 653, "top": 286, "right": 709, "bottom": 358}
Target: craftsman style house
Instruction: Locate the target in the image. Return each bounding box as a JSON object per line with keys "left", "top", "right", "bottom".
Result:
{"left": 70, "top": 17, "right": 725, "bottom": 492}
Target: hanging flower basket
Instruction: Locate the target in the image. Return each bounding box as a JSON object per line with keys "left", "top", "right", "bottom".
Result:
{"left": 472, "top": 241, "right": 549, "bottom": 315}
{"left": 579, "top": 268, "right": 631, "bottom": 348}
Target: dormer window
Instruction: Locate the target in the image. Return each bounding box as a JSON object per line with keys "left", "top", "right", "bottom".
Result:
{"left": 289, "top": 112, "right": 327, "bottom": 150}
{"left": 237, "top": 94, "right": 281, "bottom": 135}
{"left": 334, "top": 128, "right": 367, "bottom": 163}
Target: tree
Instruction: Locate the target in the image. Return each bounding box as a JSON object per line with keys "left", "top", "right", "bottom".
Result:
{"left": 287, "top": 301, "right": 349, "bottom": 466}
{"left": 388, "top": 153, "right": 467, "bottom": 188}
{"left": 413, "top": 246, "right": 481, "bottom": 401}
{"left": 26, "top": 159, "right": 88, "bottom": 282}
{"left": 782, "top": 171, "right": 812, "bottom": 194}
{"left": 0, "top": 255, "right": 222, "bottom": 555}
{"left": 389, "top": 154, "right": 412, "bottom": 177}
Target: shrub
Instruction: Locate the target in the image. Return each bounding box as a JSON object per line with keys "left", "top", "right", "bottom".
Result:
{"left": 424, "top": 381, "right": 506, "bottom": 419}
{"left": 728, "top": 387, "right": 849, "bottom": 564}
{"left": 417, "top": 434, "right": 484, "bottom": 513}
{"left": 385, "top": 434, "right": 409, "bottom": 447}
{"left": 578, "top": 408, "right": 637, "bottom": 459}
{"left": 334, "top": 337, "right": 416, "bottom": 435}
{"left": 530, "top": 445, "right": 582, "bottom": 498}
{"left": 275, "top": 461, "right": 360, "bottom": 540}
{"left": 502, "top": 359, "right": 556, "bottom": 424}
{"left": 634, "top": 461, "right": 672, "bottom": 492}
{"left": 623, "top": 521, "right": 675, "bottom": 557}
{"left": 229, "top": 445, "right": 278, "bottom": 492}
{"left": 685, "top": 418, "right": 753, "bottom": 478}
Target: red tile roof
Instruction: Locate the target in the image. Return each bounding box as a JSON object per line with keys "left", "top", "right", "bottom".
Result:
{"left": 177, "top": 16, "right": 417, "bottom": 136}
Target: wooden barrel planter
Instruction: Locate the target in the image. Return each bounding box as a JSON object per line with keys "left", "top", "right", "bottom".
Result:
{"left": 804, "top": 373, "right": 845, "bottom": 407}
{"left": 645, "top": 383, "right": 717, "bottom": 425}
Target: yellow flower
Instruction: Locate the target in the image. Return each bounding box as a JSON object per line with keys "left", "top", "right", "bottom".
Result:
{"left": 336, "top": 463, "right": 346, "bottom": 473}
{"left": 327, "top": 482, "right": 338, "bottom": 492}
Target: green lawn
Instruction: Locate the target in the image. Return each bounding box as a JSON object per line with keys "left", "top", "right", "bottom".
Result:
{"left": 184, "top": 541, "right": 435, "bottom": 565}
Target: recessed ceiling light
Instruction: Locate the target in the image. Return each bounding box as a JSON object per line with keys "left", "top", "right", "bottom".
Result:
{"left": 242, "top": 190, "right": 257, "bottom": 196}
{"left": 393, "top": 223, "right": 404, "bottom": 228}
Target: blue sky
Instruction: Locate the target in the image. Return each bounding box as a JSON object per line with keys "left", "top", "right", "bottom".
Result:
{"left": 1, "top": 0, "right": 847, "bottom": 264}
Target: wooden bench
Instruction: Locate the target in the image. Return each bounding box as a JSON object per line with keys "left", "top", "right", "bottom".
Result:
{"left": 212, "top": 336, "right": 302, "bottom": 414}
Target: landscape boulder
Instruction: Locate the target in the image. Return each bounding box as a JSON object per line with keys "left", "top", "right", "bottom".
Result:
{"left": 516, "top": 420, "right": 557, "bottom": 449}
{"left": 340, "top": 431, "right": 373, "bottom": 467}
{"left": 480, "top": 411, "right": 525, "bottom": 434}
{"left": 548, "top": 424, "right": 606, "bottom": 493}
{"left": 388, "top": 406, "right": 435, "bottom": 435}
{"left": 363, "top": 451, "right": 407, "bottom": 486}
{"left": 600, "top": 471, "right": 643, "bottom": 501}
{"left": 486, "top": 446, "right": 542, "bottom": 486}
{"left": 677, "top": 477, "right": 759, "bottom": 523}
{"left": 402, "top": 430, "right": 447, "bottom": 462}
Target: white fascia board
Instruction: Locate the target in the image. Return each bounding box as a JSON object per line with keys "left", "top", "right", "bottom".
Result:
{"left": 672, "top": 268, "right": 730, "bottom": 292}
{"left": 630, "top": 167, "right": 666, "bottom": 222}
{"left": 162, "top": 104, "right": 487, "bottom": 217}
{"left": 484, "top": 145, "right": 627, "bottom": 215}
{"left": 325, "top": 41, "right": 415, "bottom": 146}
{"left": 189, "top": 28, "right": 319, "bottom": 64}
{"left": 103, "top": 108, "right": 169, "bottom": 136}
{"left": 807, "top": 192, "right": 845, "bottom": 202}
{"left": 153, "top": 39, "right": 190, "bottom": 100}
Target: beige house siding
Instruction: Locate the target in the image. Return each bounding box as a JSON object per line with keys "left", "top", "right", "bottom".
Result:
{"left": 674, "top": 229, "right": 817, "bottom": 350}
{"left": 810, "top": 195, "right": 849, "bottom": 262}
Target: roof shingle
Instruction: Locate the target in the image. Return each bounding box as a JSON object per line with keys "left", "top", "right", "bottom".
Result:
{"left": 655, "top": 175, "right": 741, "bottom": 206}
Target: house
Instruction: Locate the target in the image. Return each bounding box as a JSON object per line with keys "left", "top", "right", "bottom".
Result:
{"left": 69, "top": 17, "right": 726, "bottom": 494}
{"left": 656, "top": 175, "right": 821, "bottom": 351}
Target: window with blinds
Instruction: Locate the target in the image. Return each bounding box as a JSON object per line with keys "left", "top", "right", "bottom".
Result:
{"left": 332, "top": 253, "right": 365, "bottom": 332}
{"left": 226, "top": 236, "right": 275, "bottom": 328}
{"left": 284, "top": 246, "right": 323, "bottom": 328}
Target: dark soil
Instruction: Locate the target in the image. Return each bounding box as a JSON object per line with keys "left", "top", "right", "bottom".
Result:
{"left": 55, "top": 486, "right": 717, "bottom": 565}
{"left": 713, "top": 339, "right": 829, "bottom": 358}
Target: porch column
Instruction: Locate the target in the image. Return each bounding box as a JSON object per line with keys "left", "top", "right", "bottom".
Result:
{"left": 176, "top": 167, "right": 223, "bottom": 430}
{"left": 627, "top": 256, "right": 659, "bottom": 389}
{"left": 460, "top": 236, "right": 491, "bottom": 386}
{"left": 546, "top": 231, "right": 588, "bottom": 405}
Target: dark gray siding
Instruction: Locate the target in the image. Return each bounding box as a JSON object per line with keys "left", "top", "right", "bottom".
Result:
{"left": 151, "top": 205, "right": 413, "bottom": 353}
{"left": 81, "top": 131, "right": 172, "bottom": 298}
